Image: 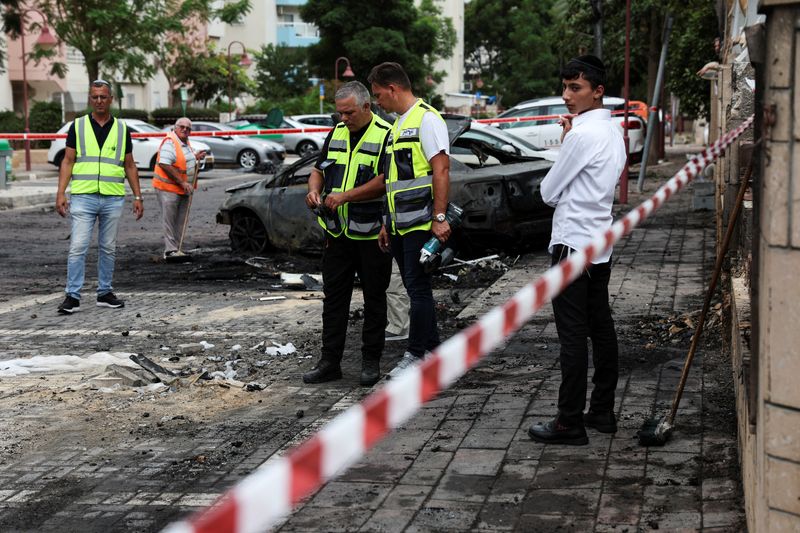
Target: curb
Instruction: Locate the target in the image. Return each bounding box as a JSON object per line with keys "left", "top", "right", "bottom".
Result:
{"left": 0, "top": 188, "right": 56, "bottom": 210}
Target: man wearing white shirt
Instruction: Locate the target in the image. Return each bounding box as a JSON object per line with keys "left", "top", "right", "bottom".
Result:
{"left": 529, "top": 55, "right": 626, "bottom": 446}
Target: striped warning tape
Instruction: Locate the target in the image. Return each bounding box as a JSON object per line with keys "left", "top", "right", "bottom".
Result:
{"left": 163, "top": 115, "right": 754, "bottom": 533}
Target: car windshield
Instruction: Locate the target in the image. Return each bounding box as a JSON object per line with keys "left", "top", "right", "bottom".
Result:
{"left": 472, "top": 126, "right": 545, "bottom": 151}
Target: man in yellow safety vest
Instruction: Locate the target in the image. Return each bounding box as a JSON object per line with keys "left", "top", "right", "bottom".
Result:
{"left": 55, "top": 79, "right": 143, "bottom": 314}
{"left": 302, "top": 81, "right": 392, "bottom": 386}
{"left": 368, "top": 62, "right": 452, "bottom": 377}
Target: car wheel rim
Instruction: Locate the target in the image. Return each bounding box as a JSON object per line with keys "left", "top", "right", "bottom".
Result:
{"left": 230, "top": 215, "right": 267, "bottom": 252}
{"left": 239, "top": 150, "right": 257, "bottom": 169}
{"left": 297, "top": 142, "right": 314, "bottom": 156}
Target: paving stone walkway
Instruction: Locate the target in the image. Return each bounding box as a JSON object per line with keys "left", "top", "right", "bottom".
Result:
{"left": 0, "top": 172, "right": 744, "bottom": 532}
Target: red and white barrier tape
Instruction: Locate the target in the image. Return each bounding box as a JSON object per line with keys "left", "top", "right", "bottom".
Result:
{"left": 0, "top": 126, "right": 332, "bottom": 142}
{"left": 162, "top": 115, "right": 753, "bottom": 533}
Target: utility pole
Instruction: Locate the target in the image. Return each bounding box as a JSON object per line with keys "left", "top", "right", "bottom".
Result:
{"left": 591, "top": 0, "right": 603, "bottom": 60}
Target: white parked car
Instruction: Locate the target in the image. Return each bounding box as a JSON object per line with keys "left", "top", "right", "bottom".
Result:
{"left": 290, "top": 114, "right": 336, "bottom": 128}
{"left": 495, "top": 96, "right": 645, "bottom": 162}
{"left": 451, "top": 119, "right": 559, "bottom": 166}
{"left": 227, "top": 115, "right": 328, "bottom": 157}
{"left": 48, "top": 119, "right": 214, "bottom": 172}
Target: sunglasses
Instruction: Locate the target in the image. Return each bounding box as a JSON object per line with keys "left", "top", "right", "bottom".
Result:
{"left": 92, "top": 79, "right": 111, "bottom": 88}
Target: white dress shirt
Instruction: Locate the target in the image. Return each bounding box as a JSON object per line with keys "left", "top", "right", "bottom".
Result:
{"left": 540, "top": 107, "right": 626, "bottom": 264}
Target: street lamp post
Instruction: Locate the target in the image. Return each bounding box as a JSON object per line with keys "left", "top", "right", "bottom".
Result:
{"left": 19, "top": 9, "right": 57, "bottom": 172}
{"left": 226, "top": 41, "right": 251, "bottom": 121}
{"left": 334, "top": 57, "right": 354, "bottom": 92}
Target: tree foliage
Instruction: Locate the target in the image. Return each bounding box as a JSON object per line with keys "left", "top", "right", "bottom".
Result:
{"left": 172, "top": 44, "right": 254, "bottom": 106}
{"left": 465, "top": 0, "right": 560, "bottom": 107}
{"left": 253, "top": 44, "right": 310, "bottom": 101}
{"left": 466, "top": 0, "right": 718, "bottom": 117}
{"left": 14, "top": 0, "right": 250, "bottom": 87}
{"left": 300, "top": 0, "right": 455, "bottom": 100}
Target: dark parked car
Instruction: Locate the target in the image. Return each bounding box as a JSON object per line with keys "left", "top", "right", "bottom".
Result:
{"left": 216, "top": 116, "right": 555, "bottom": 255}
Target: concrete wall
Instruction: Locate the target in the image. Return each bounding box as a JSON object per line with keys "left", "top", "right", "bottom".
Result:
{"left": 728, "top": 2, "right": 800, "bottom": 531}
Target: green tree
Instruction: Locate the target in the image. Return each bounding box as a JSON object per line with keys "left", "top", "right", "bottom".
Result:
{"left": 300, "top": 0, "right": 455, "bottom": 101}
{"left": 253, "top": 44, "right": 310, "bottom": 100}
{"left": 175, "top": 44, "right": 253, "bottom": 107}
{"left": 17, "top": 0, "right": 250, "bottom": 86}
{"left": 465, "top": 0, "right": 560, "bottom": 107}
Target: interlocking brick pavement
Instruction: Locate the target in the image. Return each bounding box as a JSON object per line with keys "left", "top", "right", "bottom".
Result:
{"left": 0, "top": 165, "right": 743, "bottom": 531}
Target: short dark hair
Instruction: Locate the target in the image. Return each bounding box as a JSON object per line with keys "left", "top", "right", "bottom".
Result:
{"left": 367, "top": 62, "right": 411, "bottom": 90}
{"left": 561, "top": 55, "right": 606, "bottom": 89}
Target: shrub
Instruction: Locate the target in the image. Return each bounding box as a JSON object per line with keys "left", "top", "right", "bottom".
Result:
{"left": 0, "top": 110, "right": 23, "bottom": 133}
{"left": 114, "top": 108, "right": 150, "bottom": 121}
{"left": 151, "top": 107, "right": 220, "bottom": 127}
{"left": 28, "top": 101, "right": 62, "bottom": 134}
{"left": 246, "top": 92, "right": 334, "bottom": 117}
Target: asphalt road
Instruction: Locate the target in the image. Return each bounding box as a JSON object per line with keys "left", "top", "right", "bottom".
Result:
{"left": 0, "top": 167, "right": 288, "bottom": 300}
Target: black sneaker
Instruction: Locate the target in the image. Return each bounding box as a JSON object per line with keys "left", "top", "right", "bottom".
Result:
{"left": 57, "top": 295, "right": 80, "bottom": 314}
{"left": 583, "top": 410, "right": 618, "bottom": 433}
{"left": 96, "top": 292, "right": 125, "bottom": 308}
{"left": 528, "top": 418, "right": 589, "bottom": 446}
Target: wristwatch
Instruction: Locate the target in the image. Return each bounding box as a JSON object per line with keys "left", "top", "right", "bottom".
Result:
{"left": 435, "top": 213, "right": 446, "bottom": 223}
{"left": 133, "top": 195, "right": 143, "bottom": 201}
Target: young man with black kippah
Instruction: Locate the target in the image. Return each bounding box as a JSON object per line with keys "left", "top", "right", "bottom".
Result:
{"left": 528, "top": 55, "right": 626, "bottom": 446}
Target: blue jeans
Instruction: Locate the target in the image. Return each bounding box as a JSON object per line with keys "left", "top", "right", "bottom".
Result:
{"left": 65, "top": 194, "right": 125, "bottom": 300}
{"left": 390, "top": 230, "right": 440, "bottom": 357}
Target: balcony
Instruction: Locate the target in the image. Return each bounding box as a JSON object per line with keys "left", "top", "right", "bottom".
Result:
{"left": 276, "top": 22, "right": 319, "bottom": 47}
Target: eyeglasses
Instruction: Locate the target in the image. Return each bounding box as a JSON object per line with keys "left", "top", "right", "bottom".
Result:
{"left": 176, "top": 125, "right": 192, "bottom": 131}
{"left": 91, "top": 79, "right": 111, "bottom": 88}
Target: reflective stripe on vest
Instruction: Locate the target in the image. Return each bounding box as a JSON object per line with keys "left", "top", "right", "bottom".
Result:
{"left": 385, "top": 99, "right": 444, "bottom": 235}
{"left": 70, "top": 115, "right": 127, "bottom": 196}
{"left": 316, "top": 113, "right": 390, "bottom": 240}
{"left": 153, "top": 132, "right": 192, "bottom": 195}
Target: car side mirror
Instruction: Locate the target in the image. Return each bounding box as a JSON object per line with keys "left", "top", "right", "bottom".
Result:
{"left": 500, "top": 144, "right": 516, "bottom": 154}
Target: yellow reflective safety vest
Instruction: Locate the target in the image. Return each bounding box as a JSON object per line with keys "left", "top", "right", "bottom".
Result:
{"left": 70, "top": 115, "right": 127, "bottom": 196}
{"left": 385, "top": 99, "right": 444, "bottom": 235}
{"left": 317, "top": 113, "right": 390, "bottom": 240}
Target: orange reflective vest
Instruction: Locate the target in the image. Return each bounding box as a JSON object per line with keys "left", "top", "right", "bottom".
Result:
{"left": 153, "top": 132, "right": 195, "bottom": 195}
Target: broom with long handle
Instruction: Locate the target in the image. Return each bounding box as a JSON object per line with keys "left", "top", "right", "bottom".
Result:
{"left": 638, "top": 141, "right": 757, "bottom": 446}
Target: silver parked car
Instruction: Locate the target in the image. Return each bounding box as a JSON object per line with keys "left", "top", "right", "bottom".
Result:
{"left": 165, "top": 121, "right": 286, "bottom": 170}
{"left": 227, "top": 115, "right": 328, "bottom": 157}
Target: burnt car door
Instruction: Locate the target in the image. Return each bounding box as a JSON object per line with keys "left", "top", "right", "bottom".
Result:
{"left": 265, "top": 154, "right": 325, "bottom": 253}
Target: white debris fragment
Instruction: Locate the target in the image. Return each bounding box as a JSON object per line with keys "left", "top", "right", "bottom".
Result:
{"left": 161, "top": 346, "right": 171, "bottom": 351}
{"left": 209, "top": 361, "right": 237, "bottom": 380}
{"left": 257, "top": 296, "right": 286, "bottom": 302}
{"left": 230, "top": 344, "right": 242, "bottom": 351}
{"left": 443, "top": 273, "right": 458, "bottom": 281}
{"left": 265, "top": 342, "right": 296, "bottom": 356}
{"left": 0, "top": 352, "right": 138, "bottom": 377}
{"left": 254, "top": 360, "right": 269, "bottom": 367}
{"left": 199, "top": 341, "right": 215, "bottom": 350}
{"left": 251, "top": 341, "right": 266, "bottom": 350}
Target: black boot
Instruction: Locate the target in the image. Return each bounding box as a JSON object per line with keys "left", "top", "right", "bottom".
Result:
{"left": 302, "top": 359, "right": 342, "bottom": 384}
{"left": 360, "top": 359, "right": 381, "bottom": 386}
{"left": 528, "top": 417, "right": 588, "bottom": 445}
{"left": 583, "top": 410, "right": 618, "bottom": 433}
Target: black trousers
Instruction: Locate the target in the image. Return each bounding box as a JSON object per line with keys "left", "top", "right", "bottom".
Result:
{"left": 321, "top": 235, "right": 392, "bottom": 364}
{"left": 390, "top": 230, "right": 440, "bottom": 357}
{"left": 550, "top": 244, "right": 619, "bottom": 426}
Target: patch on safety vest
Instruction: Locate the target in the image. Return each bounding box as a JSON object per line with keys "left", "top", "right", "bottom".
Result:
{"left": 399, "top": 128, "right": 419, "bottom": 139}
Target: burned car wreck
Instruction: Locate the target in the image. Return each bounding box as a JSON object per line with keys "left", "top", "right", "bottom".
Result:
{"left": 216, "top": 116, "right": 555, "bottom": 255}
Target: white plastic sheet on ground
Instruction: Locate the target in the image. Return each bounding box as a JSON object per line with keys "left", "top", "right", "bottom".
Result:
{"left": 0, "top": 352, "right": 138, "bottom": 377}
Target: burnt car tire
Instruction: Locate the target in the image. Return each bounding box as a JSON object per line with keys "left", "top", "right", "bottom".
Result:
{"left": 295, "top": 141, "right": 318, "bottom": 157}
{"left": 238, "top": 149, "right": 260, "bottom": 170}
{"left": 229, "top": 211, "right": 271, "bottom": 254}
